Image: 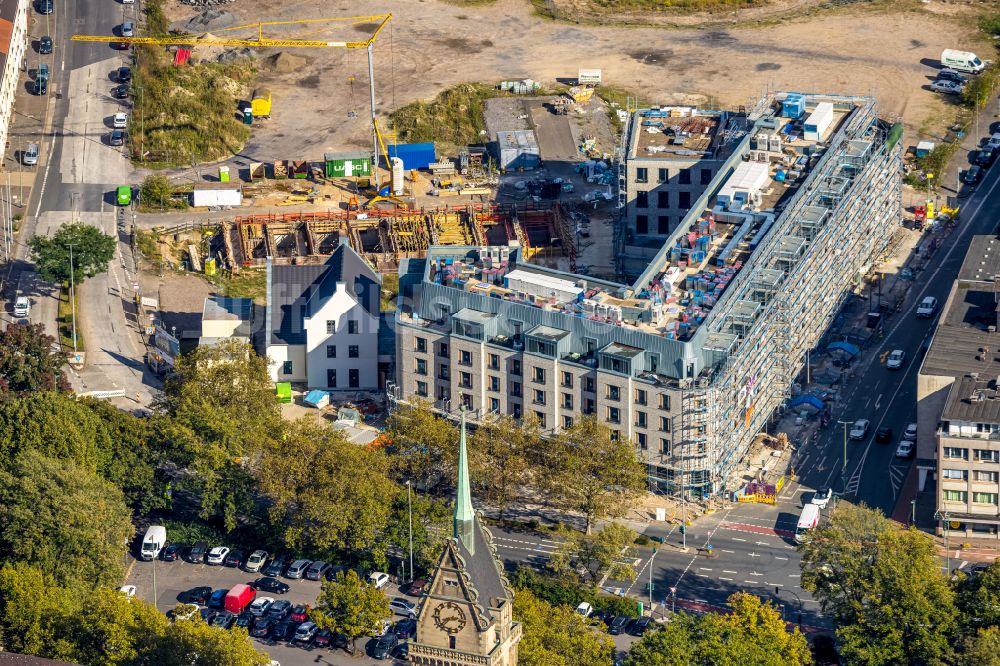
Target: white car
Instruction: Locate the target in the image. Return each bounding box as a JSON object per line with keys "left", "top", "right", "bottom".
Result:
{"left": 247, "top": 596, "right": 274, "bottom": 617}
{"left": 13, "top": 296, "right": 29, "bottom": 317}
{"left": 389, "top": 597, "right": 418, "bottom": 618}
{"left": 113, "top": 112, "right": 128, "bottom": 129}
{"left": 931, "top": 80, "right": 965, "bottom": 95}
{"left": 849, "top": 419, "right": 870, "bottom": 441}
{"left": 575, "top": 602, "right": 593, "bottom": 617}
{"left": 371, "top": 618, "right": 391, "bottom": 637}
{"left": 811, "top": 488, "right": 832, "bottom": 509}
{"left": 368, "top": 571, "right": 390, "bottom": 589}
{"left": 244, "top": 549, "right": 268, "bottom": 573}
{"left": 206, "top": 546, "right": 230, "bottom": 565}
{"left": 904, "top": 423, "right": 918, "bottom": 441}
{"left": 896, "top": 440, "right": 915, "bottom": 458}
{"left": 887, "top": 349, "right": 905, "bottom": 370}
{"left": 916, "top": 296, "right": 938, "bottom": 318}
{"left": 119, "top": 584, "right": 136, "bottom": 599}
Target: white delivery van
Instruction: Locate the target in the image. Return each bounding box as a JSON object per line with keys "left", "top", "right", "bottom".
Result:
{"left": 13, "top": 296, "right": 29, "bottom": 318}
{"left": 941, "top": 49, "right": 986, "bottom": 74}
{"left": 795, "top": 504, "right": 821, "bottom": 543}
{"left": 140, "top": 525, "right": 166, "bottom": 561}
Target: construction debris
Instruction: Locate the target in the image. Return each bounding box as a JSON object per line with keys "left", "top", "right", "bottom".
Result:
{"left": 265, "top": 52, "right": 309, "bottom": 73}
{"left": 178, "top": 9, "right": 237, "bottom": 32}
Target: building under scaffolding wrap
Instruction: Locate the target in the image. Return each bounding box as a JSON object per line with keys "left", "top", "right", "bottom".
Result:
{"left": 392, "top": 92, "right": 902, "bottom": 498}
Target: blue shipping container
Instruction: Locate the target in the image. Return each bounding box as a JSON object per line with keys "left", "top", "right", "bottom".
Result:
{"left": 388, "top": 143, "right": 436, "bottom": 170}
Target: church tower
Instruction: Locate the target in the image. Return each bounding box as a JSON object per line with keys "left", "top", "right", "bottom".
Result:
{"left": 410, "top": 410, "right": 522, "bottom": 666}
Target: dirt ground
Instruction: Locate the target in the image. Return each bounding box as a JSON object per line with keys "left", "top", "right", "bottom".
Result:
{"left": 160, "top": 0, "right": 981, "bottom": 167}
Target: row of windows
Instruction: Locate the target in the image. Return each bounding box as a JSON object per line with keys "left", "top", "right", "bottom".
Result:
{"left": 635, "top": 215, "right": 672, "bottom": 236}
{"left": 635, "top": 190, "right": 692, "bottom": 210}
{"left": 943, "top": 447, "right": 1000, "bottom": 462}
{"left": 326, "top": 345, "right": 360, "bottom": 358}
{"left": 277, "top": 361, "right": 361, "bottom": 389}
{"left": 634, "top": 167, "right": 713, "bottom": 186}
{"left": 325, "top": 320, "right": 360, "bottom": 335}
{"left": 943, "top": 490, "right": 1000, "bottom": 505}
{"left": 942, "top": 469, "right": 1000, "bottom": 482}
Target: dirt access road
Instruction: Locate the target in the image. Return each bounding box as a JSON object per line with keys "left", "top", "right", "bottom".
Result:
{"left": 164, "top": 0, "right": 980, "bottom": 164}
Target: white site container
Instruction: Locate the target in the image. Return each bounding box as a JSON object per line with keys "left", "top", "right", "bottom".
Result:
{"left": 803, "top": 102, "right": 834, "bottom": 142}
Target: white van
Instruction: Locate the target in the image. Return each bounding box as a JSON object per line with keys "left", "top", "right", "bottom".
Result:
{"left": 140, "top": 525, "right": 166, "bottom": 561}
{"left": 795, "top": 504, "right": 821, "bottom": 543}
{"left": 941, "top": 49, "right": 986, "bottom": 74}
{"left": 13, "top": 296, "right": 29, "bottom": 318}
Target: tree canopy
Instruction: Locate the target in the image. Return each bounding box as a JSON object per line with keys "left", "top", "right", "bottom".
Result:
{"left": 470, "top": 412, "right": 540, "bottom": 521}
{"left": 385, "top": 398, "right": 459, "bottom": 492}
{"left": 514, "top": 588, "right": 615, "bottom": 666}
{"left": 312, "top": 570, "right": 391, "bottom": 651}
{"left": 548, "top": 522, "right": 638, "bottom": 585}
{"left": 28, "top": 222, "right": 116, "bottom": 284}
{"left": 0, "top": 323, "right": 68, "bottom": 398}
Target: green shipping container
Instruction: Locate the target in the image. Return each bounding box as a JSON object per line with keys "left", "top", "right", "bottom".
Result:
{"left": 324, "top": 151, "right": 372, "bottom": 179}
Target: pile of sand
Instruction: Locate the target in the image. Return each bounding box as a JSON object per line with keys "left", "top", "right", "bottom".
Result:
{"left": 265, "top": 52, "right": 308, "bottom": 73}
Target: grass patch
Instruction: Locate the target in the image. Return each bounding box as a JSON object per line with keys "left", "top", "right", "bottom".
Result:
{"left": 380, "top": 272, "right": 399, "bottom": 312}
{"left": 596, "top": 85, "right": 651, "bottom": 136}
{"left": 131, "top": 0, "right": 256, "bottom": 168}
{"left": 389, "top": 83, "right": 497, "bottom": 151}
{"left": 138, "top": 175, "right": 190, "bottom": 213}
{"left": 56, "top": 283, "right": 83, "bottom": 353}
{"left": 135, "top": 229, "right": 162, "bottom": 263}
{"left": 207, "top": 269, "right": 267, "bottom": 303}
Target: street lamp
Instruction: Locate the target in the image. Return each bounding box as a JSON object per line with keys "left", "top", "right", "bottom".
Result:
{"left": 68, "top": 243, "right": 77, "bottom": 353}
{"left": 406, "top": 479, "right": 413, "bottom": 585}
{"left": 836, "top": 420, "right": 852, "bottom": 495}
{"left": 775, "top": 587, "right": 804, "bottom": 626}
{"left": 935, "top": 510, "right": 952, "bottom": 575}
{"left": 910, "top": 498, "right": 917, "bottom": 526}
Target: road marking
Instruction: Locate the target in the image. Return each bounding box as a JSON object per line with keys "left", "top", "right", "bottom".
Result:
{"left": 750, "top": 572, "right": 763, "bottom": 576}
{"left": 743, "top": 580, "right": 757, "bottom": 584}
{"left": 696, "top": 599, "right": 708, "bottom": 604}
{"left": 723, "top": 570, "right": 738, "bottom": 574}
{"left": 875, "top": 393, "right": 883, "bottom": 410}
{"left": 696, "top": 573, "right": 710, "bottom": 578}
{"left": 719, "top": 577, "right": 733, "bottom": 581}
{"left": 756, "top": 541, "right": 768, "bottom": 546}
{"left": 698, "top": 568, "right": 713, "bottom": 572}
{"left": 769, "top": 583, "right": 784, "bottom": 587}
{"left": 721, "top": 549, "right": 735, "bottom": 554}
{"left": 748, "top": 552, "right": 760, "bottom": 558}
{"left": 775, "top": 556, "right": 789, "bottom": 561}
{"left": 732, "top": 537, "right": 746, "bottom": 542}
{"left": 788, "top": 574, "right": 801, "bottom": 578}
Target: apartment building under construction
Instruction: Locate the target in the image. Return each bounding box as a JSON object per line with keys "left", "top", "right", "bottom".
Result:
{"left": 393, "top": 92, "right": 902, "bottom": 497}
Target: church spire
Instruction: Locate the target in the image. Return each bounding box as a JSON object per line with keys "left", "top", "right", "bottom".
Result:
{"left": 454, "top": 408, "right": 475, "bottom": 553}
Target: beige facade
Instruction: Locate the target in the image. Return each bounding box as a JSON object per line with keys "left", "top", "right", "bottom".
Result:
{"left": 0, "top": 0, "right": 27, "bottom": 159}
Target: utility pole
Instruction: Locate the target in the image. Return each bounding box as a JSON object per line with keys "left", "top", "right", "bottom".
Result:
{"left": 406, "top": 479, "right": 413, "bottom": 585}
{"left": 648, "top": 547, "right": 656, "bottom": 608}
{"left": 68, "top": 243, "right": 77, "bottom": 353}
{"left": 837, "top": 420, "right": 851, "bottom": 494}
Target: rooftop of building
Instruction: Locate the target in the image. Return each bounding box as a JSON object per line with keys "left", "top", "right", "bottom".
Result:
{"left": 630, "top": 107, "right": 748, "bottom": 162}
{"left": 943, "top": 375, "right": 1000, "bottom": 423}
{"left": 203, "top": 296, "right": 253, "bottom": 322}
{"left": 922, "top": 235, "right": 1000, "bottom": 379}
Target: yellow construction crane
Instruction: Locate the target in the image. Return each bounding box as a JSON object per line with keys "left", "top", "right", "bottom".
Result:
{"left": 71, "top": 14, "right": 393, "bottom": 186}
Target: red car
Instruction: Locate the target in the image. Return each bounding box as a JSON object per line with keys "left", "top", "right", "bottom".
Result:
{"left": 290, "top": 604, "right": 309, "bottom": 622}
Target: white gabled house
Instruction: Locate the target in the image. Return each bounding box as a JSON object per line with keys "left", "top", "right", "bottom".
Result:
{"left": 265, "top": 241, "right": 381, "bottom": 391}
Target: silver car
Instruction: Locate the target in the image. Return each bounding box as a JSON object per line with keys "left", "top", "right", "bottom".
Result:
{"left": 244, "top": 549, "right": 268, "bottom": 572}
{"left": 23, "top": 142, "right": 38, "bottom": 166}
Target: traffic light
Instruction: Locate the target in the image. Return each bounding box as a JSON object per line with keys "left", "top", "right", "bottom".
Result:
{"left": 679, "top": 524, "right": 686, "bottom": 534}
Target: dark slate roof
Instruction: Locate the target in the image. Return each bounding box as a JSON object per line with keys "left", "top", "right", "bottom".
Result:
{"left": 943, "top": 375, "right": 1000, "bottom": 423}
{"left": 455, "top": 515, "right": 512, "bottom": 620}
{"left": 268, "top": 244, "right": 380, "bottom": 345}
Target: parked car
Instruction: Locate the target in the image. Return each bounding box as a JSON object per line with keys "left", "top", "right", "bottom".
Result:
{"left": 975, "top": 149, "right": 996, "bottom": 167}
{"left": 887, "top": 349, "right": 905, "bottom": 370}
{"left": 250, "top": 617, "right": 275, "bottom": 638}
{"left": 389, "top": 597, "right": 418, "bottom": 618}
{"left": 368, "top": 572, "right": 390, "bottom": 589}
{"left": 266, "top": 600, "right": 292, "bottom": 620}
{"left": 224, "top": 549, "right": 245, "bottom": 568}
{"left": 252, "top": 577, "right": 289, "bottom": 594}
{"left": 370, "top": 633, "right": 398, "bottom": 660}
{"left": 285, "top": 559, "right": 311, "bottom": 579}
{"left": 233, "top": 612, "right": 254, "bottom": 630}
{"left": 896, "top": 439, "right": 915, "bottom": 459}
{"left": 849, "top": 419, "right": 870, "bottom": 441}
{"left": 324, "top": 564, "right": 350, "bottom": 582}
{"left": 188, "top": 542, "right": 208, "bottom": 563}
{"left": 161, "top": 543, "right": 184, "bottom": 561}
{"left": 305, "top": 560, "right": 331, "bottom": 581}
{"left": 244, "top": 550, "right": 269, "bottom": 573}
{"left": 121, "top": 21, "right": 135, "bottom": 37}
{"left": 36, "top": 0, "right": 52, "bottom": 15}
{"left": 290, "top": 604, "right": 309, "bottom": 623}
{"left": 262, "top": 555, "right": 289, "bottom": 578}
{"left": 875, "top": 427, "right": 893, "bottom": 443}
{"left": 38, "top": 36, "right": 52, "bottom": 54}
{"left": 314, "top": 628, "right": 334, "bottom": 648}
{"left": 575, "top": 602, "right": 593, "bottom": 617}
{"left": 271, "top": 620, "right": 297, "bottom": 642}
{"left": 247, "top": 597, "right": 274, "bottom": 617}
{"left": 392, "top": 643, "right": 409, "bottom": 660}
{"left": 916, "top": 296, "right": 938, "bottom": 318}
{"left": 904, "top": 423, "right": 918, "bottom": 440}
{"left": 293, "top": 621, "right": 318, "bottom": 645}
{"left": 936, "top": 68, "right": 968, "bottom": 83}
{"left": 963, "top": 166, "right": 983, "bottom": 185}
{"left": 811, "top": 488, "right": 832, "bottom": 509}
{"left": 393, "top": 618, "right": 417, "bottom": 639}
{"left": 23, "top": 142, "right": 39, "bottom": 166}
{"left": 119, "top": 585, "right": 136, "bottom": 599}
{"left": 186, "top": 586, "right": 212, "bottom": 606}
{"left": 35, "top": 77, "right": 46, "bottom": 96}
{"left": 208, "top": 589, "right": 228, "bottom": 609}
{"left": 931, "top": 79, "right": 965, "bottom": 95}
{"left": 210, "top": 611, "right": 235, "bottom": 629}
{"left": 224, "top": 584, "right": 256, "bottom": 614}
{"left": 608, "top": 615, "right": 630, "bottom": 635}
{"left": 109, "top": 130, "right": 126, "bottom": 147}
{"left": 406, "top": 577, "right": 428, "bottom": 596}
{"left": 629, "top": 616, "right": 653, "bottom": 636}
{"left": 111, "top": 84, "right": 129, "bottom": 100}
{"left": 112, "top": 111, "right": 128, "bottom": 129}
{"left": 206, "top": 546, "right": 230, "bottom": 565}
{"left": 117, "top": 66, "right": 132, "bottom": 83}
{"left": 13, "top": 296, "right": 29, "bottom": 318}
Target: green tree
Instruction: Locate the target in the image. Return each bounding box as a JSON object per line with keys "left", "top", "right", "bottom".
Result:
{"left": 375, "top": 490, "right": 450, "bottom": 577}
{"left": 514, "top": 588, "right": 614, "bottom": 666}
{"left": 257, "top": 418, "right": 397, "bottom": 555}
{"left": 28, "top": 222, "right": 116, "bottom": 284}
{"left": 625, "top": 592, "right": 811, "bottom": 666}
{"left": 471, "top": 413, "right": 540, "bottom": 521}
{"left": 955, "top": 560, "right": 1000, "bottom": 631}
{"left": 139, "top": 174, "right": 186, "bottom": 210}
{"left": 312, "top": 570, "right": 391, "bottom": 652}
{"left": 386, "top": 398, "right": 459, "bottom": 492}
{"left": 144, "top": 619, "right": 269, "bottom": 666}
{"left": 0, "top": 323, "right": 68, "bottom": 397}
{"left": 549, "top": 522, "right": 638, "bottom": 585}
{"left": 799, "top": 503, "right": 957, "bottom": 665}
{"left": 543, "top": 415, "right": 646, "bottom": 533}
{"left": 959, "top": 626, "right": 1000, "bottom": 666}
{"left": 0, "top": 562, "right": 81, "bottom": 660}
{"left": 0, "top": 449, "right": 133, "bottom": 587}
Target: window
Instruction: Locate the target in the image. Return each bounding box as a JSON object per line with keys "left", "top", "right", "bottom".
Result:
{"left": 700, "top": 168, "right": 713, "bottom": 185}
{"left": 512, "top": 404, "right": 522, "bottom": 418}
{"left": 511, "top": 381, "right": 522, "bottom": 398}
{"left": 536, "top": 411, "right": 546, "bottom": 428}
{"left": 584, "top": 398, "right": 595, "bottom": 414}
{"left": 437, "top": 386, "right": 450, "bottom": 401}
{"left": 657, "top": 191, "right": 669, "bottom": 208}
{"left": 449, "top": 636, "right": 456, "bottom": 650}
{"left": 348, "top": 320, "right": 358, "bottom": 334}
{"left": 679, "top": 191, "right": 691, "bottom": 208}
{"left": 636, "top": 214, "right": 648, "bottom": 234}
{"left": 944, "top": 447, "right": 968, "bottom": 460}
{"left": 636, "top": 389, "right": 647, "bottom": 405}
{"left": 635, "top": 167, "right": 648, "bottom": 183}
{"left": 638, "top": 433, "right": 647, "bottom": 450}
{"left": 326, "top": 345, "right": 337, "bottom": 358}
{"left": 489, "top": 376, "right": 500, "bottom": 392}
{"left": 660, "top": 416, "right": 671, "bottom": 432}
{"left": 608, "top": 406, "right": 621, "bottom": 424}
{"left": 533, "top": 367, "right": 545, "bottom": 384}
{"left": 460, "top": 372, "right": 473, "bottom": 389}
{"left": 607, "top": 385, "right": 620, "bottom": 401}
{"left": 488, "top": 353, "right": 500, "bottom": 370}
{"left": 349, "top": 369, "right": 359, "bottom": 388}
{"left": 636, "top": 191, "right": 648, "bottom": 209}
{"left": 679, "top": 168, "right": 691, "bottom": 184}
{"left": 563, "top": 415, "right": 573, "bottom": 429}
{"left": 657, "top": 167, "right": 668, "bottom": 182}
{"left": 942, "top": 469, "right": 968, "bottom": 480}
{"left": 415, "top": 337, "right": 427, "bottom": 353}
{"left": 462, "top": 394, "right": 473, "bottom": 409}
{"left": 460, "top": 350, "right": 472, "bottom": 366}
{"left": 562, "top": 371, "right": 573, "bottom": 388}
{"left": 326, "top": 320, "right": 336, "bottom": 334}
{"left": 416, "top": 358, "right": 427, "bottom": 375}
{"left": 533, "top": 388, "right": 546, "bottom": 405}
{"left": 282, "top": 361, "right": 293, "bottom": 375}
{"left": 943, "top": 490, "right": 968, "bottom": 502}
{"left": 976, "top": 470, "right": 1000, "bottom": 483}
{"left": 975, "top": 449, "right": 998, "bottom": 463}
{"left": 349, "top": 345, "right": 359, "bottom": 358}
{"left": 658, "top": 216, "right": 670, "bottom": 235}
{"left": 562, "top": 393, "right": 573, "bottom": 409}
{"left": 585, "top": 377, "right": 595, "bottom": 393}
{"left": 974, "top": 492, "right": 999, "bottom": 504}
{"left": 490, "top": 397, "right": 500, "bottom": 413}
{"left": 327, "top": 369, "right": 336, "bottom": 387}
{"left": 636, "top": 411, "right": 647, "bottom": 428}
{"left": 660, "top": 394, "right": 671, "bottom": 410}
{"left": 416, "top": 381, "right": 428, "bottom": 397}
{"left": 610, "top": 430, "right": 620, "bottom": 441}
{"left": 439, "top": 343, "right": 449, "bottom": 358}
{"left": 511, "top": 359, "right": 522, "bottom": 376}
{"left": 438, "top": 364, "right": 449, "bottom": 380}
{"left": 660, "top": 438, "right": 670, "bottom": 454}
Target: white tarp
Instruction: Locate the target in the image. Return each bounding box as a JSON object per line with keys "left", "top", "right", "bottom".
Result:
{"left": 191, "top": 188, "right": 242, "bottom": 207}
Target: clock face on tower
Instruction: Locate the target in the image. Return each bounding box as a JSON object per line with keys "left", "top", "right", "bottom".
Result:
{"left": 432, "top": 601, "right": 467, "bottom": 634}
